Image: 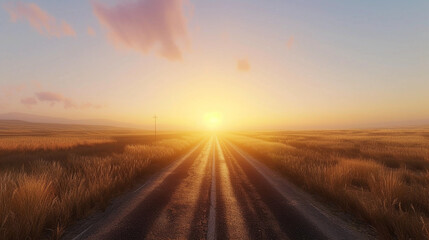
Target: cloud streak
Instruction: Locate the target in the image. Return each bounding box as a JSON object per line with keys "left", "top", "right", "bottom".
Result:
{"left": 32, "top": 91, "right": 102, "bottom": 109}
{"left": 35, "top": 91, "right": 63, "bottom": 103}
{"left": 92, "top": 0, "right": 189, "bottom": 61}
{"left": 20, "top": 97, "right": 37, "bottom": 108}
{"left": 4, "top": 2, "right": 76, "bottom": 37}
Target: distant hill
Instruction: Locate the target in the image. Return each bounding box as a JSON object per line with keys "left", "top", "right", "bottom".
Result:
{"left": 0, "top": 112, "right": 145, "bottom": 129}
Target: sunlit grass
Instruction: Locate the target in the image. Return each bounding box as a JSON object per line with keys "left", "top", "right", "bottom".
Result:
{"left": 227, "top": 129, "right": 429, "bottom": 239}
{"left": 0, "top": 133, "right": 202, "bottom": 239}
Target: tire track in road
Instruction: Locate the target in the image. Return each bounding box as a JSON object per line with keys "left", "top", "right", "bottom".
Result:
{"left": 144, "top": 138, "right": 213, "bottom": 240}
{"left": 206, "top": 137, "right": 217, "bottom": 240}
{"left": 220, "top": 140, "right": 289, "bottom": 239}
{"left": 187, "top": 141, "right": 212, "bottom": 240}
{"left": 82, "top": 139, "right": 209, "bottom": 240}
{"left": 222, "top": 140, "right": 329, "bottom": 239}
{"left": 215, "top": 137, "right": 249, "bottom": 239}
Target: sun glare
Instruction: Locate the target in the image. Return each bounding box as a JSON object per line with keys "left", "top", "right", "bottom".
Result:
{"left": 205, "top": 112, "right": 222, "bottom": 130}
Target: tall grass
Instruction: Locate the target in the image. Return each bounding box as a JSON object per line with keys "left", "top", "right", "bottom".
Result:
{"left": 0, "top": 134, "right": 201, "bottom": 239}
{"left": 227, "top": 130, "right": 429, "bottom": 239}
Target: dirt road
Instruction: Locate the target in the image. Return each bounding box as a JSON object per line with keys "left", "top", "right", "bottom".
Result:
{"left": 64, "top": 136, "right": 370, "bottom": 239}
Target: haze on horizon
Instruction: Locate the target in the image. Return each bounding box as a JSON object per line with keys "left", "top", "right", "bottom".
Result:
{"left": 1, "top": 0, "right": 428, "bottom": 131}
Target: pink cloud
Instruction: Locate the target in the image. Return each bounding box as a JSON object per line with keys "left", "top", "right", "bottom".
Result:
{"left": 33, "top": 91, "right": 103, "bottom": 110}
{"left": 20, "top": 97, "right": 37, "bottom": 107}
{"left": 4, "top": 2, "right": 76, "bottom": 38}
{"left": 87, "top": 26, "right": 96, "bottom": 36}
{"left": 287, "top": 36, "right": 294, "bottom": 49}
{"left": 237, "top": 59, "right": 251, "bottom": 72}
{"left": 92, "top": 0, "right": 189, "bottom": 61}
{"left": 35, "top": 91, "right": 64, "bottom": 103}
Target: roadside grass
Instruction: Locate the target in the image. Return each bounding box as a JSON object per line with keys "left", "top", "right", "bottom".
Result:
{"left": 227, "top": 129, "right": 429, "bottom": 239}
{"left": 0, "top": 132, "right": 202, "bottom": 240}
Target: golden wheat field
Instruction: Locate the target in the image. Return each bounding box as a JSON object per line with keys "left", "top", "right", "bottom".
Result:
{"left": 2, "top": 122, "right": 429, "bottom": 239}
{"left": 0, "top": 123, "right": 203, "bottom": 239}
{"left": 226, "top": 129, "right": 429, "bottom": 239}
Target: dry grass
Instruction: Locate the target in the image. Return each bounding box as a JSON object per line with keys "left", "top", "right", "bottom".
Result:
{"left": 227, "top": 129, "right": 429, "bottom": 239}
{"left": 0, "top": 132, "right": 202, "bottom": 240}
{"left": 0, "top": 136, "right": 114, "bottom": 151}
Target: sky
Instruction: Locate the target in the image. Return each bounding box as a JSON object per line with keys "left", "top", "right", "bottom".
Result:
{"left": 0, "top": 0, "right": 428, "bottom": 130}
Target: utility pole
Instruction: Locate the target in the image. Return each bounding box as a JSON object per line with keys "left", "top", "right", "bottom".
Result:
{"left": 153, "top": 114, "right": 158, "bottom": 145}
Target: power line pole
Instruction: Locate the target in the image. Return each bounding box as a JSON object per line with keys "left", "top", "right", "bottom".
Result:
{"left": 153, "top": 114, "right": 158, "bottom": 145}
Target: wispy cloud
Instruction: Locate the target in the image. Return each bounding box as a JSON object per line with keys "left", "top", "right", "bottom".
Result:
{"left": 92, "top": 0, "right": 189, "bottom": 61}
{"left": 237, "top": 59, "right": 251, "bottom": 72}
{"left": 35, "top": 91, "right": 63, "bottom": 104}
{"left": 4, "top": 2, "right": 76, "bottom": 38}
{"left": 33, "top": 91, "right": 102, "bottom": 109}
{"left": 0, "top": 82, "right": 41, "bottom": 109}
{"left": 20, "top": 97, "right": 37, "bottom": 108}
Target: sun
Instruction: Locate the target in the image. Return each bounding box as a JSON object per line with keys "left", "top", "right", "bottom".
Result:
{"left": 204, "top": 112, "right": 222, "bottom": 130}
